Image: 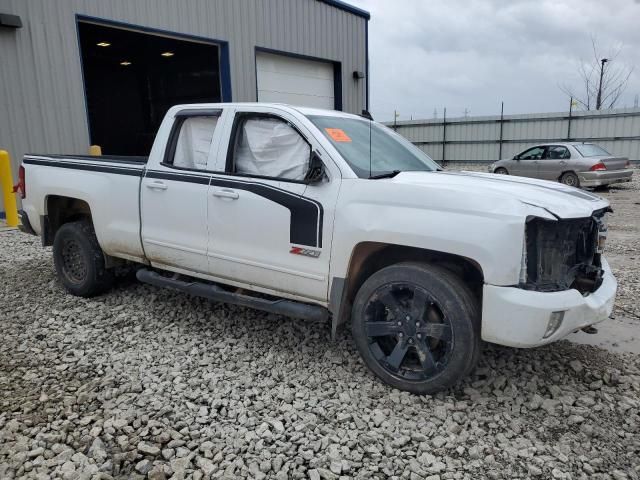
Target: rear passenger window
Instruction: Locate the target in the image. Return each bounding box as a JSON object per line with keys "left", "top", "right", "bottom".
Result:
{"left": 546, "top": 146, "right": 570, "bottom": 159}
{"left": 229, "top": 116, "right": 311, "bottom": 181}
{"left": 172, "top": 116, "right": 219, "bottom": 170}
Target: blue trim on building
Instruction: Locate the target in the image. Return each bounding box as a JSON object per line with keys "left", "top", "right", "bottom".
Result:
{"left": 219, "top": 43, "right": 233, "bottom": 102}
{"left": 254, "top": 47, "right": 343, "bottom": 111}
{"left": 365, "top": 20, "right": 369, "bottom": 111}
{"left": 318, "top": 0, "right": 371, "bottom": 20}
{"left": 74, "top": 15, "right": 93, "bottom": 145}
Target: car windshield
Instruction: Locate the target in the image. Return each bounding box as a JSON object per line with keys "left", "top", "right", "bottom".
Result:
{"left": 574, "top": 144, "right": 611, "bottom": 157}
{"left": 307, "top": 115, "right": 441, "bottom": 178}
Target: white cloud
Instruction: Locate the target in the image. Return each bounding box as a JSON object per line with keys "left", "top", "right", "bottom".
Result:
{"left": 350, "top": 0, "right": 640, "bottom": 121}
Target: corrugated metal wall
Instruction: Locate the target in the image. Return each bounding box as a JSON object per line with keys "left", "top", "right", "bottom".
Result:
{"left": 0, "top": 0, "right": 367, "bottom": 211}
{"left": 389, "top": 108, "right": 640, "bottom": 163}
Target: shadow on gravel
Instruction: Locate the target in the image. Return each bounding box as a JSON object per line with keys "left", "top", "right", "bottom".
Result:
{"left": 2, "top": 233, "right": 639, "bottom": 479}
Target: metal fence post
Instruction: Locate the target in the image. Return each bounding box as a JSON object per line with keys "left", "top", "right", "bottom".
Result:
{"left": 442, "top": 108, "right": 447, "bottom": 164}
{"left": 567, "top": 97, "right": 573, "bottom": 140}
{"left": 498, "top": 102, "right": 504, "bottom": 160}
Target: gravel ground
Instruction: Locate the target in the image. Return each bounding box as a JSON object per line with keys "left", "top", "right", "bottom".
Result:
{"left": 1, "top": 171, "right": 639, "bottom": 480}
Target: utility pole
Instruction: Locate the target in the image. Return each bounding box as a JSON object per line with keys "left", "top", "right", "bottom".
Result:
{"left": 595, "top": 58, "right": 608, "bottom": 110}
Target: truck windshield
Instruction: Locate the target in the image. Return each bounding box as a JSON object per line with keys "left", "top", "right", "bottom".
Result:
{"left": 307, "top": 115, "right": 441, "bottom": 178}
{"left": 574, "top": 144, "right": 611, "bottom": 157}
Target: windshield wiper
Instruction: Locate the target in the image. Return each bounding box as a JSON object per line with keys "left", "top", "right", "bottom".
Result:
{"left": 369, "top": 170, "right": 401, "bottom": 179}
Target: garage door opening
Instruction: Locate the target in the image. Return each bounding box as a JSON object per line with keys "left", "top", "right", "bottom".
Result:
{"left": 78, "top": 21, "right": 223, "bottom": 156}
{"left": 256, "top": 50, "right": 340, "bottom": 111}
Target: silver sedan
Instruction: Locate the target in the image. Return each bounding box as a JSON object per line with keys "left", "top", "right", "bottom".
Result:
{"left": 488, "top": 142, "right": 633, "bottom": 188}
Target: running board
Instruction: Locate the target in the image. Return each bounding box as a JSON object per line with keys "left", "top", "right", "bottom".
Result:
{"left": 136, "top": 269, "right": 329, "bottom": 322}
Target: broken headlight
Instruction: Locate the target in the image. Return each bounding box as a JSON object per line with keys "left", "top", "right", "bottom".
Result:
{"left": 520, "top": 209, "right": 608, "bottom": 294}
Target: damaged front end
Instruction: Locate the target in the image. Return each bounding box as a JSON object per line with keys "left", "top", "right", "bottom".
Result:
{"left": 521, "top": 208, "right": 610, "bottom": 294}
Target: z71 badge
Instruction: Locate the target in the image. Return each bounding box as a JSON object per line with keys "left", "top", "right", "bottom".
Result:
{"left": 290, "top": 246, "right": 321, "bottom": 258}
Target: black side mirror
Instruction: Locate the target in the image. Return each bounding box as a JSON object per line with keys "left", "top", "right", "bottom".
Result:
{"left": 304, "top": 151, "right": 325, "bottom": 184}
{"left": 514, "top": 156, "right": 520, "bottom": 160}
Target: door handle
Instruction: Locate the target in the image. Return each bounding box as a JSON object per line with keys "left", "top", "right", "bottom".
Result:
{"left": 212, "top": 188, "right": 239, "bottom": 200}
{"left": 146, "top": 181, "right": 168, "bottom": 191}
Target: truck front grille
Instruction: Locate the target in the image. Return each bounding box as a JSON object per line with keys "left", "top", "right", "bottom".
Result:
{"left": 523, "top": 209, "right": 608, "bottom": 294}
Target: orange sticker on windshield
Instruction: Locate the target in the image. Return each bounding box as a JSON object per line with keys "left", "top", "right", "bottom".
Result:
{"left": 325, "top": 128, "right": 352, "bottom": 142}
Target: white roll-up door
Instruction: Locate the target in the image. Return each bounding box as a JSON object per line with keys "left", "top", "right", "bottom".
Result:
{"left": 256, "top": 51, "right": 335, "bottom": 110}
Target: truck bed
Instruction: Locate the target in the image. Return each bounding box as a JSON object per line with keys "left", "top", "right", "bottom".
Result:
{"left": 22, "top": 153, "right": 147, "bottom": 262}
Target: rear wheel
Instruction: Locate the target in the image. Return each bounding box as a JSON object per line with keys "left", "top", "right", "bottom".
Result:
{"left": 53, "top": 220, "right": 114, "bottom": 297}
{"left": 560, "top": 171, "right": 580, "bottom": 188}
{"left": 494, "top": 167, "right": 508, "bottom": 175}
{"left": 351, "top": 263, "right": 480, "bottom": 394}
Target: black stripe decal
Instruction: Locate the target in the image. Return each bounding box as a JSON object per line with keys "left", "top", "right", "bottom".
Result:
{"left": 23, "top": 158, "right": 142, "bottom": 176}
{"left": 210, "top": 176, "right": 323, "bottom": 248}
{"left": 26, "top": 153, "right": 148, "bottom": 164}
{"left": 145, "top": 170, "right": 210, "bottom": 185}
{"left": 22, "top": 156, "right": 324, "bottom": 249}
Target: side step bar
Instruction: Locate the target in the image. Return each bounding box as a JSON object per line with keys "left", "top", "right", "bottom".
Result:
{"left": 136, "top": 269, "right": 329, "bottom": 322}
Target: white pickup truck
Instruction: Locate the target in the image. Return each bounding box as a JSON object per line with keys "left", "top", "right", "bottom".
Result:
{"left": 17, "top": 103, "right": 617, "bottom": 393}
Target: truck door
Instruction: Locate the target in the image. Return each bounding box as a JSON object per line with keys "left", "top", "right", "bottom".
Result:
{"left": 206, "top": 108, "right": 339, "bottom": 302}
{"left": 140, "top": 109, "right": 223, "bottom": 274}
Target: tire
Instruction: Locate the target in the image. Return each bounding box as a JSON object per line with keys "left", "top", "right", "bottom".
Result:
{"left": 351, "top": 262, "right": 480, "bottom": 394}
{"left": 494, "top": 167, "right": 508, "bottom": 175}
{"left": 53, "top": 220, "right": 114, "bottom": 297}
{"left": 560, "top": 171, "right": 580, "bottom": 188}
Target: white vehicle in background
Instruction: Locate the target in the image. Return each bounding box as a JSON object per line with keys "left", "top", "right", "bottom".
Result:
{"left": 16, "top": 103, "right": 616, "bottom": 394}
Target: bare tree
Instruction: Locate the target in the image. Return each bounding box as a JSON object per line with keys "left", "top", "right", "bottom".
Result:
{"left": 560, "top": 36, "right": 634, "bottom": 110}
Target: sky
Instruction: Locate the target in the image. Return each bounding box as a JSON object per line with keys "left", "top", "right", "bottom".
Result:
{"left": 348, "top": 0, "right": 640, "bottom": 122}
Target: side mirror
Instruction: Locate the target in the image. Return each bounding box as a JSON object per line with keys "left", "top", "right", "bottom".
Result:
{"left": 304, "top": 151, "right": 325, "bottom": 184}
{"left": 514, "top": 156, "right": 520, "bottom": 160}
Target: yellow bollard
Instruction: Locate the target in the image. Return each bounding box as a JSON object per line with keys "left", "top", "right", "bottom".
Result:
{"left": 89, "top": 145, "right": 102, "bottom": 156}
{"left": 0, "top": 150, "right": 19, "bottom": 227}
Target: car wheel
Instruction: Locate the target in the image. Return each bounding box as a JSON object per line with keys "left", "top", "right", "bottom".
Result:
{"left": 351, "top": 262, "right": 480, "bottom": 394}
{"left": 494, "top": 167, "right": 508, "bottom": 175}
{"left": 560, "top": 172, "right": 580, "bottom": 188}
{"left": 53, "top": 220, "right": 114, "bottom": 297}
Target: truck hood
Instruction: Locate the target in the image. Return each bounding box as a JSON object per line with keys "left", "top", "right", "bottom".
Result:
{"left": 391, "top": 170, "right": 609, "bottom": 219}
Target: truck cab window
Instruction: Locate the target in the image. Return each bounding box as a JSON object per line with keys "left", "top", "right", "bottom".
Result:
{"left": 173, "top": 116, "right": 218, "bottom": 170}
{"left": 231, "top": 116, "right": 310, "bottom": 181}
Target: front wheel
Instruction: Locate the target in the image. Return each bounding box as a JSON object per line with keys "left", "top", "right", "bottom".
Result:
{"left": 53, "top": 220, "right": 114, "bottom": 297}
{"left": 351, "top": 263, "right": 480, "bottom": 394}
{"left": 494, "top": 167, "right": 508, "bottom": 175}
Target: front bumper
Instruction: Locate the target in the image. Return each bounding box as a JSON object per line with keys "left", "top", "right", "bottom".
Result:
{"left": 579, "top": 169, "right": 633, "bottom": 187}
{"left": 481, "top": 258, "right": 616, "bottom": 347}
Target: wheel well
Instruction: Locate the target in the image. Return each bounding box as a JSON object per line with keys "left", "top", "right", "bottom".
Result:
{"left": 43, "top": 196, "right": 93, "bottom": 246}
{"left": 331, "top": 242, "right": 484, "bottom": 336}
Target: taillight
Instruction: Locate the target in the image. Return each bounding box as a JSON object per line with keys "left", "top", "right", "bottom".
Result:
{"left": 13, "top": 165, "right": 26, "bottom": 199}
{"left": 589, "top": 162, "right": 606, "bottom": 171}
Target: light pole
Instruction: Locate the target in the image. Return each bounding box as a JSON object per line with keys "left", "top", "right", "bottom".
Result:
{"left": 595, "top": 58, "right": 608, "bottom": 110}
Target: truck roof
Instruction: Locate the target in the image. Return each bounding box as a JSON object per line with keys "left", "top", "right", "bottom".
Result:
{"left": 170, "top": 102, "right": 365, "bottom": 120}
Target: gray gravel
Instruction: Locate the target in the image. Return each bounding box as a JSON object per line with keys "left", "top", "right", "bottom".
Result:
{"left": 1, "top": 170, "right": 640, "bottom": 479}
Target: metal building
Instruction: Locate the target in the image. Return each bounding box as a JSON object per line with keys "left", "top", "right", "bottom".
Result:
{"left": 0, "top": 0, "right": 369, "bottom": 199}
